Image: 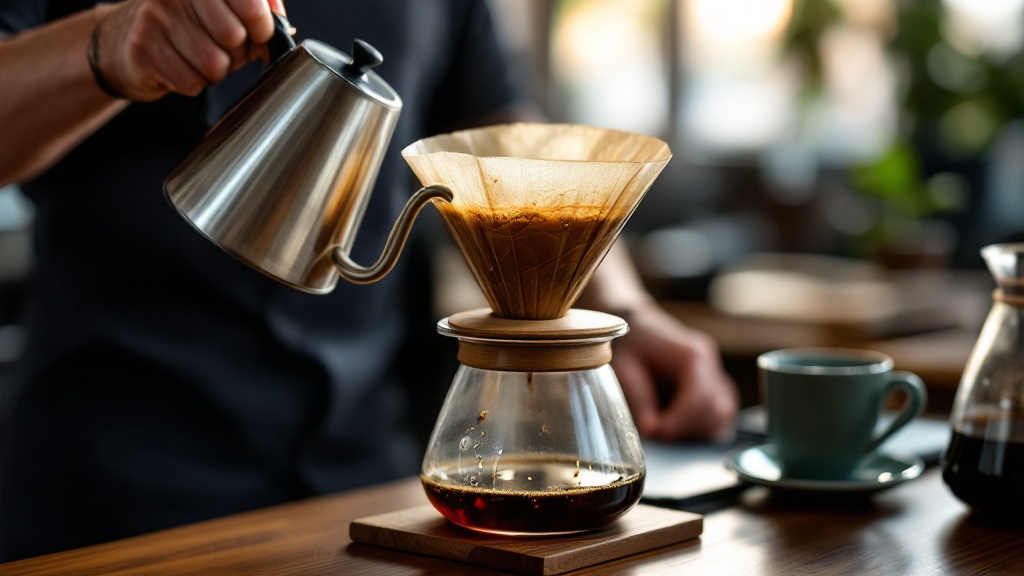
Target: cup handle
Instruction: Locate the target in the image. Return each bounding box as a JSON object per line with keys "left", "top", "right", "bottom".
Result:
{"left": 864, "top": 371, "right": 927, "bottom": 455}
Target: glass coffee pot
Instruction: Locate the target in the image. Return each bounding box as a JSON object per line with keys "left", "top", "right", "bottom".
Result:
{"left": 942, "top": 243, "right": 1024, "bottom": 518}
{"left": 422, "top": 309, "right": 643, "bottom": 535}
{"left": 403, "top": 123, "right": 672, "bottom": 534}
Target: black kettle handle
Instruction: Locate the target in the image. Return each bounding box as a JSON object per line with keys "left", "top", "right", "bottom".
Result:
{"left": 267, "top": 12, "right": 297, "bottom": 64}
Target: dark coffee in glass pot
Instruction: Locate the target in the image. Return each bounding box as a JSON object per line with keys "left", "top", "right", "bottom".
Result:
{"left": 942, "top": 413, "right": 1024, "bottom": 517}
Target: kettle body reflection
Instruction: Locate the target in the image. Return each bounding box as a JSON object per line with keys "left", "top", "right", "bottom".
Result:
{"left": 942, "top": 243, "right": 1024, "bottom": 518}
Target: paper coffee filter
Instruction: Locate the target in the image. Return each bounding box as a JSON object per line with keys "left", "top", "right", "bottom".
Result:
{"left": 402, "top": 123, "right": 671, "bottom": 319}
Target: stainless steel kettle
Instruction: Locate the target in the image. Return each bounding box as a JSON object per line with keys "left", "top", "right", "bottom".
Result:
{"left": 165, "top": 14, "right": 452, "bottom": 293}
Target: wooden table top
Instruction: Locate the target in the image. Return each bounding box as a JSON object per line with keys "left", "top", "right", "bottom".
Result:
{"left": 4, "top": 468, "right": 1022, "bottom": 575}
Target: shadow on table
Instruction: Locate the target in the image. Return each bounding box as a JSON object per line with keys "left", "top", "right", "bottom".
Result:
{"left": 943, "top": 509, "right": 1024, "bottom": 532}
{"left": 346, "top": 541, "right": 519, "bottom": 575}
{"left": 940, "top": 512, "right": 1024, "bottom": 574}
{"left": 755, "top": 487, "right": 910, "bottom": 511}
{"left": 727, "top": 486, "right": 914, "bottom": 574}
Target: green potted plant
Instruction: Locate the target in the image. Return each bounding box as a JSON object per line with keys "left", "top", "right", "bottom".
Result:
{"left": 785, "top": 0, "right": 1024, "bottom": 267}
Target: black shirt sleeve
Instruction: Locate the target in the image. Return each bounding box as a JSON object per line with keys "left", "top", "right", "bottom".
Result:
{"left": 0, "top": 0, "right": 46, "bottom": 35}
{"left": 426, "top": 0, "right": 529, "bottom": 133}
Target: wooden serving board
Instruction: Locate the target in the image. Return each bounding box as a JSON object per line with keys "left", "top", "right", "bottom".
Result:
{"left": 349, "top": 504, "right": 702, "bottom": 575}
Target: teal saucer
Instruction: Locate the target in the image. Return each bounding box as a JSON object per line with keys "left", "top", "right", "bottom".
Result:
{"left": 724, "top": 444, "right": 925, "bottom": 493}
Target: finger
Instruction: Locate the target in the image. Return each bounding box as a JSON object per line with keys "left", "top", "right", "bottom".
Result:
{"left": 166, "top": 17, "right": 233, "bottom": 85}
{"left": 661, "top": 365, "right": 737, "bottom": 440}
{"left": 698, "top": 358, "right": 740, "bottom": 437}
{"left": 267, "top": 0, "right": 287, "bottom": 17}
{"left": 658, "top": 367, "right": 710, "bottom": 440}
{"left": 189, "top": 0, "right": 248, "bottom": 53}
{"left": 656, "top": 337, "right": 728, "bottom": 439}
{"left": 612, "top": 353, "right": 660, "bottom": 438}
{"left": 151, "top": 31, "right": 212, "bottom": 96}
{"left": 658, "top": 331, "right": 732, "bottom": 438}
{"left": 225, "top": 0, "right": 275, "bottom": 45}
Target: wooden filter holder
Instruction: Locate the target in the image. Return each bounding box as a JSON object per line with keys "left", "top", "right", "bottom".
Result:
{"left": 438, "top": 308, "right": 629, "bottom": 372}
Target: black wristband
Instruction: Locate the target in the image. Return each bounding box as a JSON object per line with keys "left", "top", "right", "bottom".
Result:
{"left": 87, "top": 20, "right": 128, "bottom": 100}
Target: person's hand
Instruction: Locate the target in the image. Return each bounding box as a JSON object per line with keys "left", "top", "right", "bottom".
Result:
{"left": 611, "top": 302, "right": 738, "bottom": 441}
{"left": 93, "top": 0, "right": 279, "bottom": 101}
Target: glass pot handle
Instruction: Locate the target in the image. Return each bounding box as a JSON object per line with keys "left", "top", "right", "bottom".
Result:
{"left": 865, "top": 371, "right": 927, "bottom": 455}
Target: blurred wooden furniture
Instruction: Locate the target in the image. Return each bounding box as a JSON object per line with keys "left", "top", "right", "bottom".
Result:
{"left": 3, "top": 468, "right": 1022, "bottom": 575}
{"left": 661, "top": 300, "right": 980, "bottom": 411}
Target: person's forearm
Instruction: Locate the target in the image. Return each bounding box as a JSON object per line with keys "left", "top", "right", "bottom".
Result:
{"left": 577, "top": 243, "right": 658, "bottom": 315}
{"left": 0, "top": 5, "right": 128, "bottom": 186}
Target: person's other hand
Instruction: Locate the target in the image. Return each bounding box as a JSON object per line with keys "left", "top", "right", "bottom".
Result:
{"left": 94, "top": 0, "right": 279, "bottom": 101}
{"left": 612, "top": 302, "right": 738, "bottom": 441}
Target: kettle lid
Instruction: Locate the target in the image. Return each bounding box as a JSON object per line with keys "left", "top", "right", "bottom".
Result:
{"left": 303, "top": 38, "right": 401, "bottom": 109}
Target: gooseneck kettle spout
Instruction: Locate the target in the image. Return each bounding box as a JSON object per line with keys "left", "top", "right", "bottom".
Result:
{"left": 331, "top": 184, "right": 453, "bottom": 284}
{"left": 165, "top": 17, "right": 452, "bottom": 293}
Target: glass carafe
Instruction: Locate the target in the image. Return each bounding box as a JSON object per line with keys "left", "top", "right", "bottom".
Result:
{"left": 942, "top": 243, "right": 1024, "bottom": 517}
{"left": 421, "top": 309, "right": 645, "bottom": 535}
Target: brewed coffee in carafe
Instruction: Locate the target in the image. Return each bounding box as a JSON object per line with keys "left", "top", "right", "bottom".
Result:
{"left": 402, "top": 123, "right": 671, "bottom": 535}
{"left": 943, "top": 243, "right": 1024, "bottom": 520}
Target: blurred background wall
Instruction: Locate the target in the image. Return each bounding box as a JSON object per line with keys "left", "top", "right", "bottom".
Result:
{"left": 487, "top": 0, "right": 1024, "bottom": 301}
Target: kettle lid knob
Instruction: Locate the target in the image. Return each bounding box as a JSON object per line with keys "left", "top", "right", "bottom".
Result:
{"left": 344, "top": 39, "right": 383, "bottom": 76}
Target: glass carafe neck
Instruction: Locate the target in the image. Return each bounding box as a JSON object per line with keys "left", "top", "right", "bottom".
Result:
{"left": 983, "top": 243, "right": 1024, "bottom": 297}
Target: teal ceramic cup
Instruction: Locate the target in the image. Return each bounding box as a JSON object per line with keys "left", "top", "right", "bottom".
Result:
{"left": 758, "top": 348, "right": 927, "bottom": 480}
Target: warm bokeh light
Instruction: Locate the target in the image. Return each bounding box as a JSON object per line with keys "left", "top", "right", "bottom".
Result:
{"left": 690, "top": 0, "right": 792, "bottom": 41}
{"left": 554, "top": 1, "right": 636, "bottom": 81}
{"left": 943, "top": 0, "right": 1024, "bottom": 57}
{"left": 944, "top": 0, "right": 1024, "bottom": 19}
{"left": 550, "top": 0, "right": 667, "bottom": 134}
{"left": 680, "top": 0, "right": 795, "bottom": 154}
{"left": 815, "top": 23, "right": 898, "bottom": 164}
{"left": 833, "top": 0, "right": 895, "bottom": 30}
